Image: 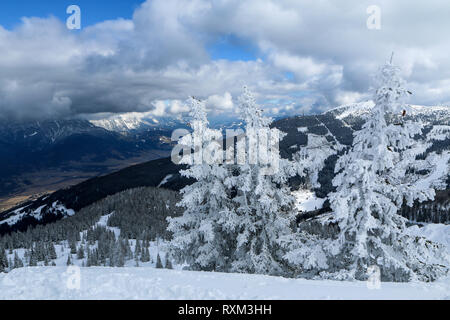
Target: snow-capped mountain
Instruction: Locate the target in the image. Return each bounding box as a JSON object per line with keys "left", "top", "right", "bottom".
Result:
{"left": 89, "top": 112, "right": 186, "bottom": 133}
{"left": 88, "top": 111, "right": 244, "bottom": 134}
{"left": 0, "top": 118, "right": 174, "bottom": 199}
{"left": 326, "top": 101, "right": 450, "bottom": 126}
{"left": 90, "top": 112, "right": 158, "bottom": 132}
{"left": 2, "top": 102, "right": 448, "bottom": 234}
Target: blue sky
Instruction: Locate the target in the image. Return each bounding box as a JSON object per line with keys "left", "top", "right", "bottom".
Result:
{"left": 0, "top": 0, "right": 256, "bottom": 63}
{"left": 0, "top": 0, "right": 145, "bottom": 29}
{"left": 207, "top": 35, "right": 257, "bottom": 62}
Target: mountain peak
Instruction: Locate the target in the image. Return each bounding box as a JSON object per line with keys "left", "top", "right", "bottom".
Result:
{"left": 325, "top": 101, "right": 450, "bottom": 124}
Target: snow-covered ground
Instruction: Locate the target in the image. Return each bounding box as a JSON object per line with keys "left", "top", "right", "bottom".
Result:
{"left": 1, "top": 210, "right": 449, "bottom": 300}
{"left": 293, "top": 189, "right": 325, "bottom": 212}
{"left": 0, "top": 201, "right": 75, "bottom": 227}
{"left": 1, "top": 266, "right": 449, "bottom": 300}
{"left": 0, "top": 221, "right": 448, "bottom": 300}
{"left": 407, "top": 223, "right": 450, "bottom": 249}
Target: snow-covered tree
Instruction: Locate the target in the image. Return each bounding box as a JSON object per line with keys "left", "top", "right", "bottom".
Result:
{"left": 0, "top": 246, "right": 7, "bottom": 272}
{"left": 167, "top": 97, "right": 235, "bottom": 272}
{"left": 288, "top": 61, "right": 449, "bottom": 281}
{"left": 155, "top": 253, "right": 163, "bottom": 269}
{"left": 294, "top": 133, "right": 341, "bottom": 189}
{"left": 13, "top": 252, "right": 23, "bottom": 269}
{"left": 228, "top": 87, "right": 298, "bottom": 276}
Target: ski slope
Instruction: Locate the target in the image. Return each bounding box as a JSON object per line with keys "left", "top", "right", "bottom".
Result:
{"left": 0, "top": 223, "right": 449, "bottom": 300}
{"left": 1, "top": 206, "right": 448, "bottom": 300}
{"left": 0, "top": 266, "right": 449, "bottom": 300}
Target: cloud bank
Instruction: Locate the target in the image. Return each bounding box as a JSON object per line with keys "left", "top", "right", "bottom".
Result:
{"left": 1, "top": 0, "right": 449, "bottom": 121}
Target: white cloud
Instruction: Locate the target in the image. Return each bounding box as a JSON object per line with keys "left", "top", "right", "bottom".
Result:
{"left": 206, "top": 92, "right": 234, "bottom": 112}
{"left": 335, "top": 91, "right": 367, "bottom": 106}
{"left": 1, "top": 0, "right": 450, "bottom": 121}
{"left": 151, "top": 100, "right": 167, "bottom": 117}
{"left": 168, "top": 100, "right": 190, "bottom": 114}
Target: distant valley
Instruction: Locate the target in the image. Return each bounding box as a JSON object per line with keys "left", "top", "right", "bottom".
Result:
{"left": 0, "top": 112, "right": 245, "bottom": 211}
{"left": 1, "top": 102, "right": 448, "bottom": 234}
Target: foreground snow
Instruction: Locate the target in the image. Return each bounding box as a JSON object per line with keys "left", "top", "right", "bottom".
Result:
{"left": 1, "top": 267, "right": 449, "bottom": 300}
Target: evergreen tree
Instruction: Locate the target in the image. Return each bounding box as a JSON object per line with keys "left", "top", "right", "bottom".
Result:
{"left": 0, "top": 247, "right": 7, "bottom": 272}
{"left": 48, "top": 243, "right": 57, "bottom": 260}
{"left": 77, "top": 245, "right": 85, "bottom": 260}
{"left": 285, "top": 61, "right": 449, "bottom": 281}
{"left": 156, "top": 253, "right": 163, "bottom": 269}
{"left": 86, "top": 249, "right": 92, "bottom": 267}
{"left": 141, "top": 247, "right": 150, "bottom": 263}
{"left": 29, "top": 250, "right": 38, "bottom": 267}
{"left": 13, "top": 252, "right": 24, "bottom": 269}
{"left": 70, "top": 240, "right": 77, "bottom": 255}
{"left": 168, "top": 97, "right": 235, "bottom": 271}
{"left": 134, "top": 239, "right": 141, "bottom": 259}
{"left": 66, "top": 254, "right": 72, "bottom": 266}
{"left": 165, "top": 256, "right": 173, "bottom": 269}
{"left": 112, "top": 241, "right": 125, "bottom": 267}
{"left": 228, "top": 87, "right": 297, "bottom": 276}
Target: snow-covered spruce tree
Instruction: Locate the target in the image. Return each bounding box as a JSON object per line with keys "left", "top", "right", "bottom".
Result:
{"left": 228, "top": 87, "right": 298, "bottom": 276}
{"left": 0, "top": 246, "right": 7, "bottom": 272}
{"left": 167, "top": 97, "right": 235, "bottom": 272}
{"left": 286, "top": 61, "right": 449, "bottom": 282}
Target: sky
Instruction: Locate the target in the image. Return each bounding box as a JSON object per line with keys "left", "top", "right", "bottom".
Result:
{"left": 0, "top": 0, "right": 145, "bottom": 30}
{"left": 0, "top": 0, "right": 449, "bottom": 121}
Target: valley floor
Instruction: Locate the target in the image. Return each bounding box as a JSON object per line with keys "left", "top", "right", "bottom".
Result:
{"left": 1, "top": 266, "right": 449, "bottom": 300}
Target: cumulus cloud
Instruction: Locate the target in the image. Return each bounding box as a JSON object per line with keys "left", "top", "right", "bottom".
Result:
{"left": 1, "top": 0, "right": 450, "bottom": 121}
{"left": 206, "top": 92, "right": 234, "bottom": 112}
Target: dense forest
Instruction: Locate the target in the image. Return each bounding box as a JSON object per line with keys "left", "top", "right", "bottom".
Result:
{"left": 0, "top": 187, "right": 181, "bottom": 272}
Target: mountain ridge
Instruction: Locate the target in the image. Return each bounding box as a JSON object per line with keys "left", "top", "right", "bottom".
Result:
{"left": 1, "top": 102, "right": 448, "bottom": 234}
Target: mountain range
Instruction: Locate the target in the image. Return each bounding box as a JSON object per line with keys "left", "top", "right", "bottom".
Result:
{"left": 0, "top": 102, "right": 449, "bottom": 235}
{"left": 0, "top": 110, "right": 249, "bottom": 205}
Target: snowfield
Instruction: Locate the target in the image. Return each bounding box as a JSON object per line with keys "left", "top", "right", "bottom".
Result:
{"left": 293, "top": 189, "right": 325, "bottom": 212}
{"left": 407, "top": 224, "right": 450, "bottom": 249}
{"left": 1, "top": 196, "right": 448, "bottom": 300}
{"left": 0, "top": 267, "right": 449, "bottom": 300}
{"left": 1, "top": 218, "right": 447, "bottom": 300}
{"left": 1, "top": 203, "right": 448, "bottom": 300}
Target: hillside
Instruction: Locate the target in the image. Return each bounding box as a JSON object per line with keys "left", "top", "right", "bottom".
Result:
{"left": 0, "top": 118, "right": 174, "bottom": 199}
{"left": 0, "top": 159, "right": 189, "bottom": 235}
{"left": 1, "top": 102, "right": 449, "bottom": 235}
{"left": 1, "top": 197, "right": 448, "bottom": 299}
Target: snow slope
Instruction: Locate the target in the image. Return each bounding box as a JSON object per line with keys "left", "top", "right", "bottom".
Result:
{"left": 89, "top": 112, "right": 157, "bottom": 132}
{"left": 414, "top": 151, "right": 450, "bottom": 190}
{"left": 407, "top": 224, "right": 450, "bottom": 250}
{"left": 0, "top": 267, "right": 449, "bottom": 300}
{"left": 1, "top": 216, "right": 449, "bottom": 300}
{"left": 326, "top": 101, "right": 450, "bottom": 122}
{"left": 293, "top": 189, "right": 325, "bottom": 212}
{"left": 0, "top": 201, "right": 74, "bottom": 226}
